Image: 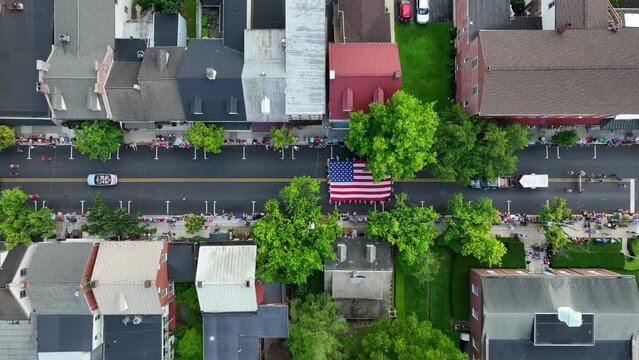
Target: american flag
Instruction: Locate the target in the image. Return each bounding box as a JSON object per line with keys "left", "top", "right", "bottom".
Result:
{"left": 329, "top": 160, "right": 392, "bottom": 202}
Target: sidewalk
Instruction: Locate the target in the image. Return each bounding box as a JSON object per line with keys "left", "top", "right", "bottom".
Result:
{"left": 531, "top": 126, "right": 639, "bottom": 145}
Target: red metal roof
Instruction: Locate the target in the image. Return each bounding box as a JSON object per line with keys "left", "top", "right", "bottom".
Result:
{"left": 329, "top": 43, "right": 401, "bottom": 120}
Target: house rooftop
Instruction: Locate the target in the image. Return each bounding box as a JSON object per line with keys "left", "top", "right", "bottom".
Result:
{"left": 325, "top": 238, "right": 393, "bottom": 271}
{"left": 222, "top": 0, "right": 248, "bottom": 53}
{"left": 103, "top": 315, "right": 162, "bottom": 360}
{"left": 168, "top": 242, "right": 196, "bottom": 282}
{"left": 251, "top": 0, "right": 285, "bottom": 29}
{"left": 154, "top": 13, "right": 186, "bottom": 47}
{"left": 555, "top": 0, "right": 609, "bottom": 30}
{"left": 0, "top": 0, "right": 53, "bottom": 119}
{"left": 337, "top": 0, "right": 392, "bottom": 43}
{"left": 196, "top": 245, "right": 257, "bottom": 313}
{"left": 478, "top": 29, "right": 639, "bottom": 116}
{"left": 0, "top": 243, "right": 29, "bottom": 321}
{"left": 0, "top": 316, "right": 37, "bottom": 359}
{"left": 285, "top": 0, "right": 326, "bottom": 116}
{"left": 329, "top": 43, "right": 401, "bottom": 76}
{"left": 36, "top": 314, "right": 93, "bottom": 353}
{"left": 203, "top": 306, "right": 288, "bottom": 360}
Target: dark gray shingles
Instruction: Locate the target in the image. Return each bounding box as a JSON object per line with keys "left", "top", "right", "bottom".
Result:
{"left": 154, "top": 14, "right": 180, "bottom": 46}
{"left": 168, "top": 242, "right": 196, "bottom": 282}
{"left": 599, "top": 118, "right": 639, "bottom": 130}
{"left": 114, "top": 39, "right": 148, "bottom": 61}
{"left": 28, "top": 243, "right": 93, "bottom": 285}
{"left": 177, "top": 40, "right": 246, "bottom": 122}
{"left": 0, "top": 243, "right": 27, "bottom": 286}
{"left": 0, "top": 290, "right": 28, "bottom": 321}
{"left": 339, "top": 0, "right": 391, "bottom": 43}
{"left": 0, "top": 0, "right": 53, "bottom": 118}
{"left": 106, "top": 61, "right": 146, "bottom": 121}
{"left": 488, "top": 339, "right": 632, "bottom": 360}
{"left": 29, "top": 285, "right": 92, "bottom": 315}
{"left": 103, "top": 315, "right": 162, "bottom": 360}
{"left": 324, "top": 238, "right": 392, "bottom": 271}
{"left": 222, "top": 0, "right": 247, "bottom": 52}
{"left": 203, "top": 306, "right": 288, "bottom": 360}
{"left": 37, "top": 315, "right": 93, "bottom": 352}
{"left": 251, "top": 0, "right": 285, "bottom": 29}
{"left": 137, "top": 47, "right": 187, "bottom": 121}
{"left": 468, "top": 0, "right": 511, "bottom": 41}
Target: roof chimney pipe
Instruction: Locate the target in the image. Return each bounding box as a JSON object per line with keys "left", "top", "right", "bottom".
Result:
{"left": 337, "top": 243, "right": 346, "bottom": 262}
{"left": 556, "top": 22, "right": 572, "bottom": 35}
{"left": 366, "top": 244, "right": 376, "bottom": 263}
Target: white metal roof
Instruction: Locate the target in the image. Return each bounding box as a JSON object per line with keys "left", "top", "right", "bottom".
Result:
{"left": 625, "top": 13, "right": 639, "bottom": 28}
{"left": 518, "top": 174, "right": 548, "bottom": 189}
{"left": 196, "top": 245, "right": 257, "bottom": 313}
{"left": 91, "top": 242, "right": 165, "bottom": 315}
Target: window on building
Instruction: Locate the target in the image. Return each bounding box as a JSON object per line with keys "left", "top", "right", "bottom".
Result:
{"left": 471, "top": 283, "right": 478, "bottom": 295}
{"left": 463, "top": 100, "right": 469, "bottom": 107}
{"left": 94, "top": 314, "right": 101, "bottom": 321}
{"left": 472, "top": 85, "right": 479, "bottom": 96}
{"left": 471, "top": 57, "right": 478, "bottom": 68}
{"left": 472, "top": 307, "right": 478, "bottom": 319}
{"left": 124, "top": 6, "right": 128, "bottom": 13}
{"left": 161, "top": 288, "right": 168, "bottom": 297}
{"left": 19, "top": 290, "right": 26, "bottom": 298}
{"left": 19, "top": 268, "right": 27, "bottom": 276}
{"left": 463, "top": 57, "right": 469, "bottom": 63}
{"left": 548, "top": 1, "right": 555, "bottom": 9}
{"left": 472, "top": 337, "right": 478, "bottom": 349}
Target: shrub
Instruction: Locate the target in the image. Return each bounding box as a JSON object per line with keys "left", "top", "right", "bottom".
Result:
{"left": 551, "top": 242, "right": 625, "bottom": 268}
{"left": 552, "top": 129, "right": 579, "bottom": 146}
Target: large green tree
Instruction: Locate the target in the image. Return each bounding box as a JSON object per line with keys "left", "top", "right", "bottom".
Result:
{"left": 432, "top": 104, "right": 530, "bottom": 184}
{"left": 252, "top": 176, "right": 341, "bottom": 284}
{"left": 443, "top": 193, "right": 506, "bottom": 267}
{"left": 345, "top": 91, "right": 440, "bottom": 182}
{"left": 270, "top": 127, "right": 296, "bottom": 149}
{"left": 82, "top": 193, "right": 156, "bottom": 240}
{"left": 185, "top": 122, "right": 224, "bottom": 154}
{"left": 0, "top": 125, "right": 15, "bottom": 150}
{"left": 539, "top": 197, "right": 572, "bottom": 250}
{"left": 359, "top": 315, "right": 467, "bottom": 360}
{"left": 73, "top": 121, "right": 123, "bottom": 162}
{"left": 0, "top": 188, "right": 55, "bottom": 250}
{"left": 366, "top": 193, "right": 440, "bottom": 266}
{"left": 286, "top": 293, "right": 351, "bottom": 360}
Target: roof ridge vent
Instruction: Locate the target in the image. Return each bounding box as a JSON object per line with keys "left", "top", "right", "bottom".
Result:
{"left": 206, "top": 67, "right": 217, "bottom": 80}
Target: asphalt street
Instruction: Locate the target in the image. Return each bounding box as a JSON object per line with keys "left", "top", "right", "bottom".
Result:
{"left": 0, "top": 144, "right": 635, "bottom": 215}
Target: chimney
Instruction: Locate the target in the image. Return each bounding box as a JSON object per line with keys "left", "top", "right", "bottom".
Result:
{"left": 329, "top": 70, "right": 335, "bottom": 80}
{"left": 206, "top": 68, "right": 217, "bottom": 80}
{"left": 157, "top": 50, "right": 168, "bottom": 71}
{"left": 118, "top": 293, "right": 128, "bottom": 312}
{"left": 337, "top": 243, "right": 346, "bottom": 262}
{"left": 245, "top": 280, "right": 251, "bottom": 288}
{"left": 366, "top": 244, "right": 376, "bottom": 263}
{"left": 89, "top": 280, "right": 98, "bottom": 288}
{"left": 394, "top": 70, "right": 402, "bottom": 78}
{"left": 144, "top": 280, "right": 152, "bottom": 288}
{"left": 557, "top": 307, "right": 582, "bottom": 327}
{"left": 197, "top": 281, "right": 203, "bottom": 288}
{"left": 556, "top": 22, "right": 572, "bottom": 34}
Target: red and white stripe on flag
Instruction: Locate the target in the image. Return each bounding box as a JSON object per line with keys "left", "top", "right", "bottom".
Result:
{"left": 329, "top": 160, "right": 392, "bottom": 201}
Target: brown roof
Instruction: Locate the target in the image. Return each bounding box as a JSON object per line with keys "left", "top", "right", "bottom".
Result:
{"left": 479, "top": 29, "right": 639, "bottom": 116}
{"left": 555, "top": 0, "right": 609, "bottom": 29}
{"left": 338, "top": 0, "right": 392, "bottom": 43}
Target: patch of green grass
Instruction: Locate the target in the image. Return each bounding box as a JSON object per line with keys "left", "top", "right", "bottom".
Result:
{"left": 430, "top": 246, "right": 453, "bottom": 330}
{"left": 394, "top": 23, "right": 453, "bottom": 111}
{"left": 451, "top": 238, "right": 525, "bottom": 320}
{"left": 404, "top": 271, "right": 429, "bottom": 321}
{"left": 551, "top": 241, "right": 625, "bottom": 268}
{"left": 181, "top": 0, "right": 197, "bottom": 38}
{"left": 395, "top": 263, "right": 406, "bottom": 320}
{"left": 613, "top": 268, "right": 639, "bottom": 288}
{"left": 624, "top": 238, "right": 639, "bottom": 271}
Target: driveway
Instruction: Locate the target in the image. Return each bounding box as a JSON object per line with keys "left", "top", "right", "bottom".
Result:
{"left": 395, "top": 0, "right": 451, "bottom": 23}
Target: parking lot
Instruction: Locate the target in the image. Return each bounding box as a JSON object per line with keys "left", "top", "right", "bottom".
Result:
{"left": 395, "top": 0, "right": 451, "bottom": 23}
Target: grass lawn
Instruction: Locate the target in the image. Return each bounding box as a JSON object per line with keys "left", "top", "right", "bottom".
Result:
{"left": 551, "top": 241, "right": 625, "bottom": 268}
{"left": 451, "top": 239, "right": 525, "bottom": 320}
{"left": 404, "top": 271, "right": 429, "bottom": 321}
{"left": 625, "top": 238, "right": 639, "bottom": 271}
{"left": 181, "top": 0, "right": 197, "bottom": 38}
{"left": 395, "top": 263, "right": 406, "bottom": 320}
{"left": 394, "top": 23, "right": 453, "bottom": 111}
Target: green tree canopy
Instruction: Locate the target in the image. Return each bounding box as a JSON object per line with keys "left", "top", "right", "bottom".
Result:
{"left": 73, "top": 121, "right": 123, "bottom": 162}
{"left": 184, "top": 214, "right": 205, "bottom": 235}
{"left": 552, "top": 129, "right": 579, "bottom": 146}
{"left": 175, "top": 327, "right": 203, "bottom": 359}
{"left": 366, "top": 193, "right": 440, "bottom": 266}
{"left": 539, "top": 197, "right": 572, "bottom": 250}
{"left": 0, "top": 188, "right": 55, "bottom": 250}
{"left": 359, "top": 315, "right": 467, "bottom": 360}
{"left": 252, "top": 177, "right": 341, "bottom": 284}
{"left": 185, "top": 122, "right": 224, "bottom": 154}
{"left": 137, "top": 0, "right": 185, "bottom": 13}
{"left": 82, "top": 193, "right": 156, "bottom": 240}
{"left": 443, "top": 193, "right": 506, "bottom": 267}
{"left": 270, "top": 127, "right": 296, "bottom": 149}
{"left": 345, "top": 91, "right": 440, "bottom": 182}
{"left": 432, "top": 104, "right": 530, "bottom": 184}
{"left": 0, "top": 125, "right": 15, "bottom": 150}
{"left": 286, "top": 293, "right": 351, "bottom": 360}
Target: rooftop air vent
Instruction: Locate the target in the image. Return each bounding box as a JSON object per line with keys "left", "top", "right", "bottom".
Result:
{"left": 261, "top": 97, "right": 271, "bottom": 115}
{"left": 206, "top": 68, "right": 217, "bottom": 80}
{"left": 132, "top": 316, "right": 142, "bottom": 325}
{"left": 144, "top": 280, "right": 152, "bottom": 288}
{"left": 122, "top": 316, "right": 131, "bottom": 326}
{"left": 366, "top": 244, "right": 376, "bottom": 263}
{"left": 136, "top": 50, "right": 145, "bottom": 59}
{"left": 337, "top": 243, "right": 346, "bottom": 262}
{"left": 59, "top": 34, "right": 71, "bottom": 43}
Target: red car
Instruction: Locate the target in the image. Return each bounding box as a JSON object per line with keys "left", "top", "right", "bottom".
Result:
{"left": 398, "top": 0, "right": 412, "bottom": 22}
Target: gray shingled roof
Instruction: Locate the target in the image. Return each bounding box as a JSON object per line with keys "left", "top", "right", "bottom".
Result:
{"left": 138, "top": 47, "right": 187, "bottom": 122}
{"left": 468, "top": 0, "right": 511, "bottom": 41}
{"left": 479, "top": 29, "right": 639, "bottom": 116}
{"left": 168, "top": 242, "right": 196, "bottom": 282}
{"left": 555, "top": 0, "right": 609, "bottom": 30}
{"left": 222, "top": 0, "right": 247, "bottom": 52}
{"left": 154, "top": 14, "right": 187, "bottom": 47}
{"left": 324, "top": 238, "right": 393, "bottom": 271}
{"left": 338, "top": 0, "right": 392, "bottom": 43}
{"left": 103, "top": 315, "right": 162, "bottom": 360}
{"left": 177, "top": 39, "right": 246, "bottom": 123}
{"left": 203, "top": 306, "right": 289, "bottom": 360}
{"left": 43, "top": 0, "right": 115, "bottom": 120}
{"left": 0, "top": 244, "right": 29, "bottom": 320}
{"left": 488, "top": 339, "right": 632, "bottom": 360}
{"left": 105, "top": 61, "right": 145, "bottom": 122}
{"left": 37, "top": 314, "right": 93, "bottom": 352}
{"left": 0, "top": 0, "right": 53, "bottom": 119}
{"left": 481, "top": 275, "right": 639, "bottom": 342}
{"left": 0, "top": 316, "right": 37, "bottom": 360}
{"left": 251, "top": 0, "right": 285, "bottom": 29}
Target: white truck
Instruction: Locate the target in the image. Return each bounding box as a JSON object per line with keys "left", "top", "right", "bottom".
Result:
{"left": 470, "top": 174, "right": 548, "bottom": 190}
